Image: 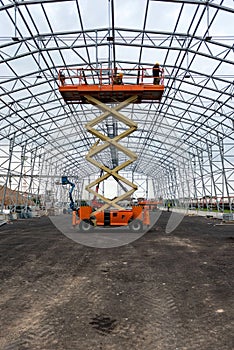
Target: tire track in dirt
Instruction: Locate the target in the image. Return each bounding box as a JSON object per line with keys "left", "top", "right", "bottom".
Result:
{"left": 0, "top": 273, "right": 93, "bottom": 350}
{"left": 62, "top": 244, "right": 186, "bottom": 350}
{"left": 107, "top": 269, "right": 185, "bottom": 349}
{"left": 1, "top": 215, "right": 233, "bottom": 350}
{"left": 148, "top": 232, "right": 233, "bottom": 350}
{"left": 0, "top": 229, "right": 93, "bottom": 350}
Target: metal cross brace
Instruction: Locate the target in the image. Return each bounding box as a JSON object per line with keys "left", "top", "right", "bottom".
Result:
{"left": 84, "top": 95, "right": 139, "bottom": 213}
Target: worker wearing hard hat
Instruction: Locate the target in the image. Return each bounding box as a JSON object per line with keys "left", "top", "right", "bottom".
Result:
{"left": 59, "top": 70, "right": 66, "bottom": 85}
{"left": 152, "top": 62, "right": 162, "bottom": 85}
{"left": 113, "top": 72, "right": 124, "bottom": 85}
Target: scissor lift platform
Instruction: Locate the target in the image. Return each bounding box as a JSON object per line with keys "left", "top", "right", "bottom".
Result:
{"left": 58, "top": 67, "right": 164, "bottom": 104}
{"left": 58, "top": 67, "right": 165, "bottom": 215}
{"left": 59, "top": 84, "right": 164, "bottom": 104}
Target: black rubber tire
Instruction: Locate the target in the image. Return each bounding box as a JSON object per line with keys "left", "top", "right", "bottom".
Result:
{"left": 129, "top": 219, "right": 143, "bottom": 232}
{"left": 79, "top": 220, "right": 92, "bottom": 232}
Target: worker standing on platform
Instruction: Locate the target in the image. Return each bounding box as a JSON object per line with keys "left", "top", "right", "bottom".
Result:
{"left": 152, "top": 62, "right": 162, "bottom": 85}
{"left": 113, "top": 72, "right": 124, "bottom": 85}
{"left": 59, "top": 71, "right": 66, "bottom": 85}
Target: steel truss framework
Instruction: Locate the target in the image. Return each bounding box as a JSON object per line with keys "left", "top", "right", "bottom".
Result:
{"left": 0, "top": 0, "right": 233, "bottom": 210}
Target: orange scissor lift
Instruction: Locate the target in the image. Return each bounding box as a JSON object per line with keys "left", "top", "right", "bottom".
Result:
{"left": 58, "top": 67, "right": 164, "bottom": 232}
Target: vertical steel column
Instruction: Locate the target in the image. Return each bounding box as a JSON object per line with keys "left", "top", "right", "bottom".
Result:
{"left": 174, "top": 163, "right": 183, "bottom": 206}
{"left": 217, "top": 134, "right": 231, "bottom": 212}
{"left": 79, "top": 178, "right": 84, "bottom": 202}
{"left": 15, "top": 143, "right": 27, "bottom": 206}
{"left": 146, "top": 176, "right": 149, "bottom": 199}
{"left": 196, "top": 148, "right": 207, "bottom": 209}
{"left": 13, "top": 4, "right": 18, "bottom": 39}
{"left": 190, "top": 153, "right": 198, "bottom": 201}
{"left": 153, "top": 172, "right": 165, "bottom": 201}
{"left": 161, "top": 169, "right": 170, "bottom": 202}
{"left": 26, "top": 148, "right": 38, "bottom": 207}
{"left": 95, "top": 30, "right": 98, "bottom": 69}
{"left": 184, "top": 157, "right": 192, "bottom": 206}
{"left": 36, "top": 152, "right": 45, "bottom": 208}
{"left": 151, "top": 178, "right": 156, "bottom": 199}
{"left": 42, "top": 154, "right": 53, "bottom": 208}
{"left": 1, "top": 136, "right": 15, "bottom": 212}
{"left": 176, "top": 160, "right": 185, "bottom": 207}
{"left": 168, "top": 165, "right": 179, "bottom": 203}
{"left": 206, "top": 141, "right": 218, "bottom": 211}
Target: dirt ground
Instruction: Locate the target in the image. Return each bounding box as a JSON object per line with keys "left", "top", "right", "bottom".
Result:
{"left": 0, "top": 212, "right": 233, "bottom": 350}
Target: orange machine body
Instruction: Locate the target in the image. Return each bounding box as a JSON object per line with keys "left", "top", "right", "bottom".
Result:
{"left": 72, "top": 204, "right": 150, "bottom": 228}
